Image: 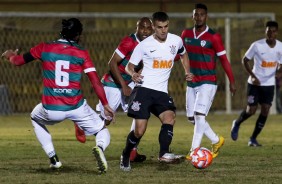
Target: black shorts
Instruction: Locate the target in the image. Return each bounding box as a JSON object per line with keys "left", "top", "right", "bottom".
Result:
{"left": 247, "top": 83, "right": 274, "bottom": 106}
{"left": 127, "top": 87, "right": 176, "bottom": 119}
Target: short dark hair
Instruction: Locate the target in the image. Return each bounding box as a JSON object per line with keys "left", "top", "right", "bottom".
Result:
{"left": 60, "top": 18, "right": 83, "bottom": 41}
{"left": 195, "top": 3, "right": 208, "bottom": 12}
{"left": 152, "top": 12, "right": 169, "bottom": 22}
{"left": 266, "top": 21, "right": 278, "bottom": 29}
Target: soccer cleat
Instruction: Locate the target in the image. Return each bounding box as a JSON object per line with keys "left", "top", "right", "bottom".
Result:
{"left": 158, "top": 153, "right": 181, "bottom": 164}
{"left": 92, "top": 146, "right": 108, "bottom": 173}
{"left": 120, "top": 152, "right": 131, "bottom": 172}
{"left": 130, "top": 148, "right": 147, "bottom": 162}
{"left": 248, "top": 138, "right": 262, "bottom": 147}
{"left": 231, "top": 120, "right": 240, "bottom": 141}
{"left": 49, "top": 155, "right": 62, "bottom": 169}
{"left": 211, "top": 136, "right": 225, "bottom": 158}
{"left": 50, "top": 161, "right": 62, "bottom": 169}
{"left": 185, "top": 151, "right": 192, "bottom": 161}
{"left": 74, "top": 123, "right": 86, "bottom": 143}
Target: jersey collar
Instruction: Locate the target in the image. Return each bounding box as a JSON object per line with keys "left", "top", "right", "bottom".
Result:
{"left": 193, "top": 25, "right": 209, "bottom": 39}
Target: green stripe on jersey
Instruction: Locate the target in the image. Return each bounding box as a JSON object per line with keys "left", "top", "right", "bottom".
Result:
{"left": 42, "top": 52, "right": 84, "bottom": 65}
{"left": 187, "top": 81, "right": 217, "bottom": 88}
{"left": 43, "top": 87, "right": 81, "bottom": 97}
{"left": 189, "top": 53, "right": 212, "bottom": 63}
{"left": 191, "top": 68, "right": 216, "bottom": 76}
{"left": 43, "top": 70, "right": 81, "bottom": 81}
{"left": 43, "top": 99, "right": 84, "bottom": 111}
{"left": 184, "top": 38, "right": 212, "bottom": 49}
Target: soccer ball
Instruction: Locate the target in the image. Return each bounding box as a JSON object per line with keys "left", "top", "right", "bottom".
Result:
{"left": 190, "top": 147, "right": 213, "bottom": 169}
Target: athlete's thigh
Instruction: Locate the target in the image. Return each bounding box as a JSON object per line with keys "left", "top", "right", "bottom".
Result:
{"left": 247, "top": 83, "right": 259, "bottom": 106}
{"left": 258, "top": 85, "right": 275, "bottom": 105}
{"left": 194, "top": 84, "right": 217, "bottom": 115}
{"left": 127, "top": 87, "right": 152, "bottom": 119}
{"left": 151, "top": 91, "right": 176, "bottom": 117}
{"left": 186, "top": 86, "right": 196, "bottom": 117}
{"left": 69, "top": 100, "right": 104, "bottom": 135}
{"left": 31, "top": 103, "right": 64, "bottom": 125}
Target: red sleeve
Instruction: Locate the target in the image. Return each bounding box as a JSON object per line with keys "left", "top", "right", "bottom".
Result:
{"left": 212, "top": 33, "right": 235, "bottom": 83}
{"left": 82, "top": 51, "right": 96, "bottom": 69}
{"left": 87, "top": 71, "right": 108, "bottom": 105}
{"left": 29, "top": 42, "right": 45, "bottom": 59}
{"left": 116, "top": 36, "right": 135, "bottom": 57}
{"left": 219, "top": 55, "right": 235, "bottom": 83}
{"left": 83, "top": 51, "right": 108, "bottom": 105}
{"left": 9, "top": 55, "right": 26, "bottom": 66}
{"left": 212, "top": 33, "right": 226, "bottom": 54}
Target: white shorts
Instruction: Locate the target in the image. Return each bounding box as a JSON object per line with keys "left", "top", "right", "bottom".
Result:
{"left": 30, "top": 100, "right": 104, "bottom": 135}
{"left": 186, "top": 84, "right": 217, "bottom": 117}
{"left": 96, "top": 82, "right": 135, "bottom": 118}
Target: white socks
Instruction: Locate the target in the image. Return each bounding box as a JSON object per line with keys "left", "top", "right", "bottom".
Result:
{"left": 32, "top": 120, "right": 55, "bottom": 158}
{"left": 95, "top": 128, "right": 110, "bottom": 151}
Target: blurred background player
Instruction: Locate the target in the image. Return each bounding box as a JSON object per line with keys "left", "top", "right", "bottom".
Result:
{"left": 231, "top": 20, "right": 282, "bottom": 146}
{"left": 181, "top": 3, "right": 236, "bottom": 159}
{"left": 120, "top": 12, "right": 193, "bottom": 171}
{"left": 1, "top": 18, "right": 114, "bottom": 173}
{"left": 74, "top": 17, "right": 153, "bottom": 162}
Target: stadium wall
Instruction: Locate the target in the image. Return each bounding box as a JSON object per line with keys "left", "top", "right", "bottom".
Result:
{"left": 0, "top": 0, "right": 281, "bottom": 35}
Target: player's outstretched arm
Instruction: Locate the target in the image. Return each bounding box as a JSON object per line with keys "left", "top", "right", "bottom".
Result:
{"left": 1, "top": 49, "right": 26, "bottom": 66}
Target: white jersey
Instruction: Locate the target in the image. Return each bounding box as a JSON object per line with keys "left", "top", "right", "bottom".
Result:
{"left": 129, "top": 33, "right": 186, "bottom": 93}
{"left": 245, "top": 38, "right": 282, "bottom": 86}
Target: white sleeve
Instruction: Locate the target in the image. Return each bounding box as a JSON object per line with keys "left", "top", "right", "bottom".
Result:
{"left": 178, "top": 37, "right": 186, "bottom": 55}
{"left": 129, "top": 43, "right": 143, "bottom": 65}
{"left": 245, "top": 42, "right": 256, "bottom": 60}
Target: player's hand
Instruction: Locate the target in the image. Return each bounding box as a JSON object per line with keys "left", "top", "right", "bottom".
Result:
{"left": 229, "top": 82, "right": 236, "bottom": 96}
{"left": 103, "top": 104, "right": 115, "bottom": 124}
{"left": 1, "top": 49, "right": 18, "bottom": 60}
{"left": 132, "top": 72, "right": 143, "bottom": 84}
{"left": 251, "top": 76, "right": 260, "bottom": 86}
{"left": 122, "top": 85, "right": 132, "bottom": 97}
{"left": 185, "top": 72, "right": 194, "bottom": 81}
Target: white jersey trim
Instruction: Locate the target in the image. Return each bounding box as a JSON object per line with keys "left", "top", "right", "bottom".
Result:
{"left": 84, "top": 67, "right": 96, "bottom": 73}
{"left": 115, "top": 48, "right": 125, "bottom": 59}
{"left": 216, "top": 50, "right": 226, "bottom": 56}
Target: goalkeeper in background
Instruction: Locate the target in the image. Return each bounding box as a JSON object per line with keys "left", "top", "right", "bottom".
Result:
{"left": 1, "top": 18, "right": 114, "bottom": 173}
{"left": 74, "top": 17, "right": 153, "bottom": 162}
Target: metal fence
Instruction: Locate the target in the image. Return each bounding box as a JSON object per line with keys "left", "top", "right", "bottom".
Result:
{"left": 0, "top": 12, "right": 275, "bottom": 114}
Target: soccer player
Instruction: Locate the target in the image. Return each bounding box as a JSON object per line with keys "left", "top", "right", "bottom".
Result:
{"left": 1, "top": 18, "right": 114, "bottom": 173}
{"left": 74, "top": 17, "right": 153, "bottom": 162}
{"left": 231, "top": 21, "right": 282, "bottom": 146}
{"left": 120, "top": 11, "right": 193, "bottom": 171}
{"left": 181, "top": 3, "right": 236, "bottom": 159}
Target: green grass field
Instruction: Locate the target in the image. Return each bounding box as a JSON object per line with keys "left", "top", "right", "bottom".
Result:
{"left": 0, "top": 113, "right": 282, "bottom": 184}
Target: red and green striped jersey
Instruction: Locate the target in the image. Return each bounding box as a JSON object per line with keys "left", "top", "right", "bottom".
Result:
{"left": 101, "top": 33, "right": 139, "bottom": 88}
{"left": 30, "top": 39, "right": 96, "bottom": 111}
{"left": 181, "top": 26, "right": 226, "bottom": 87}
